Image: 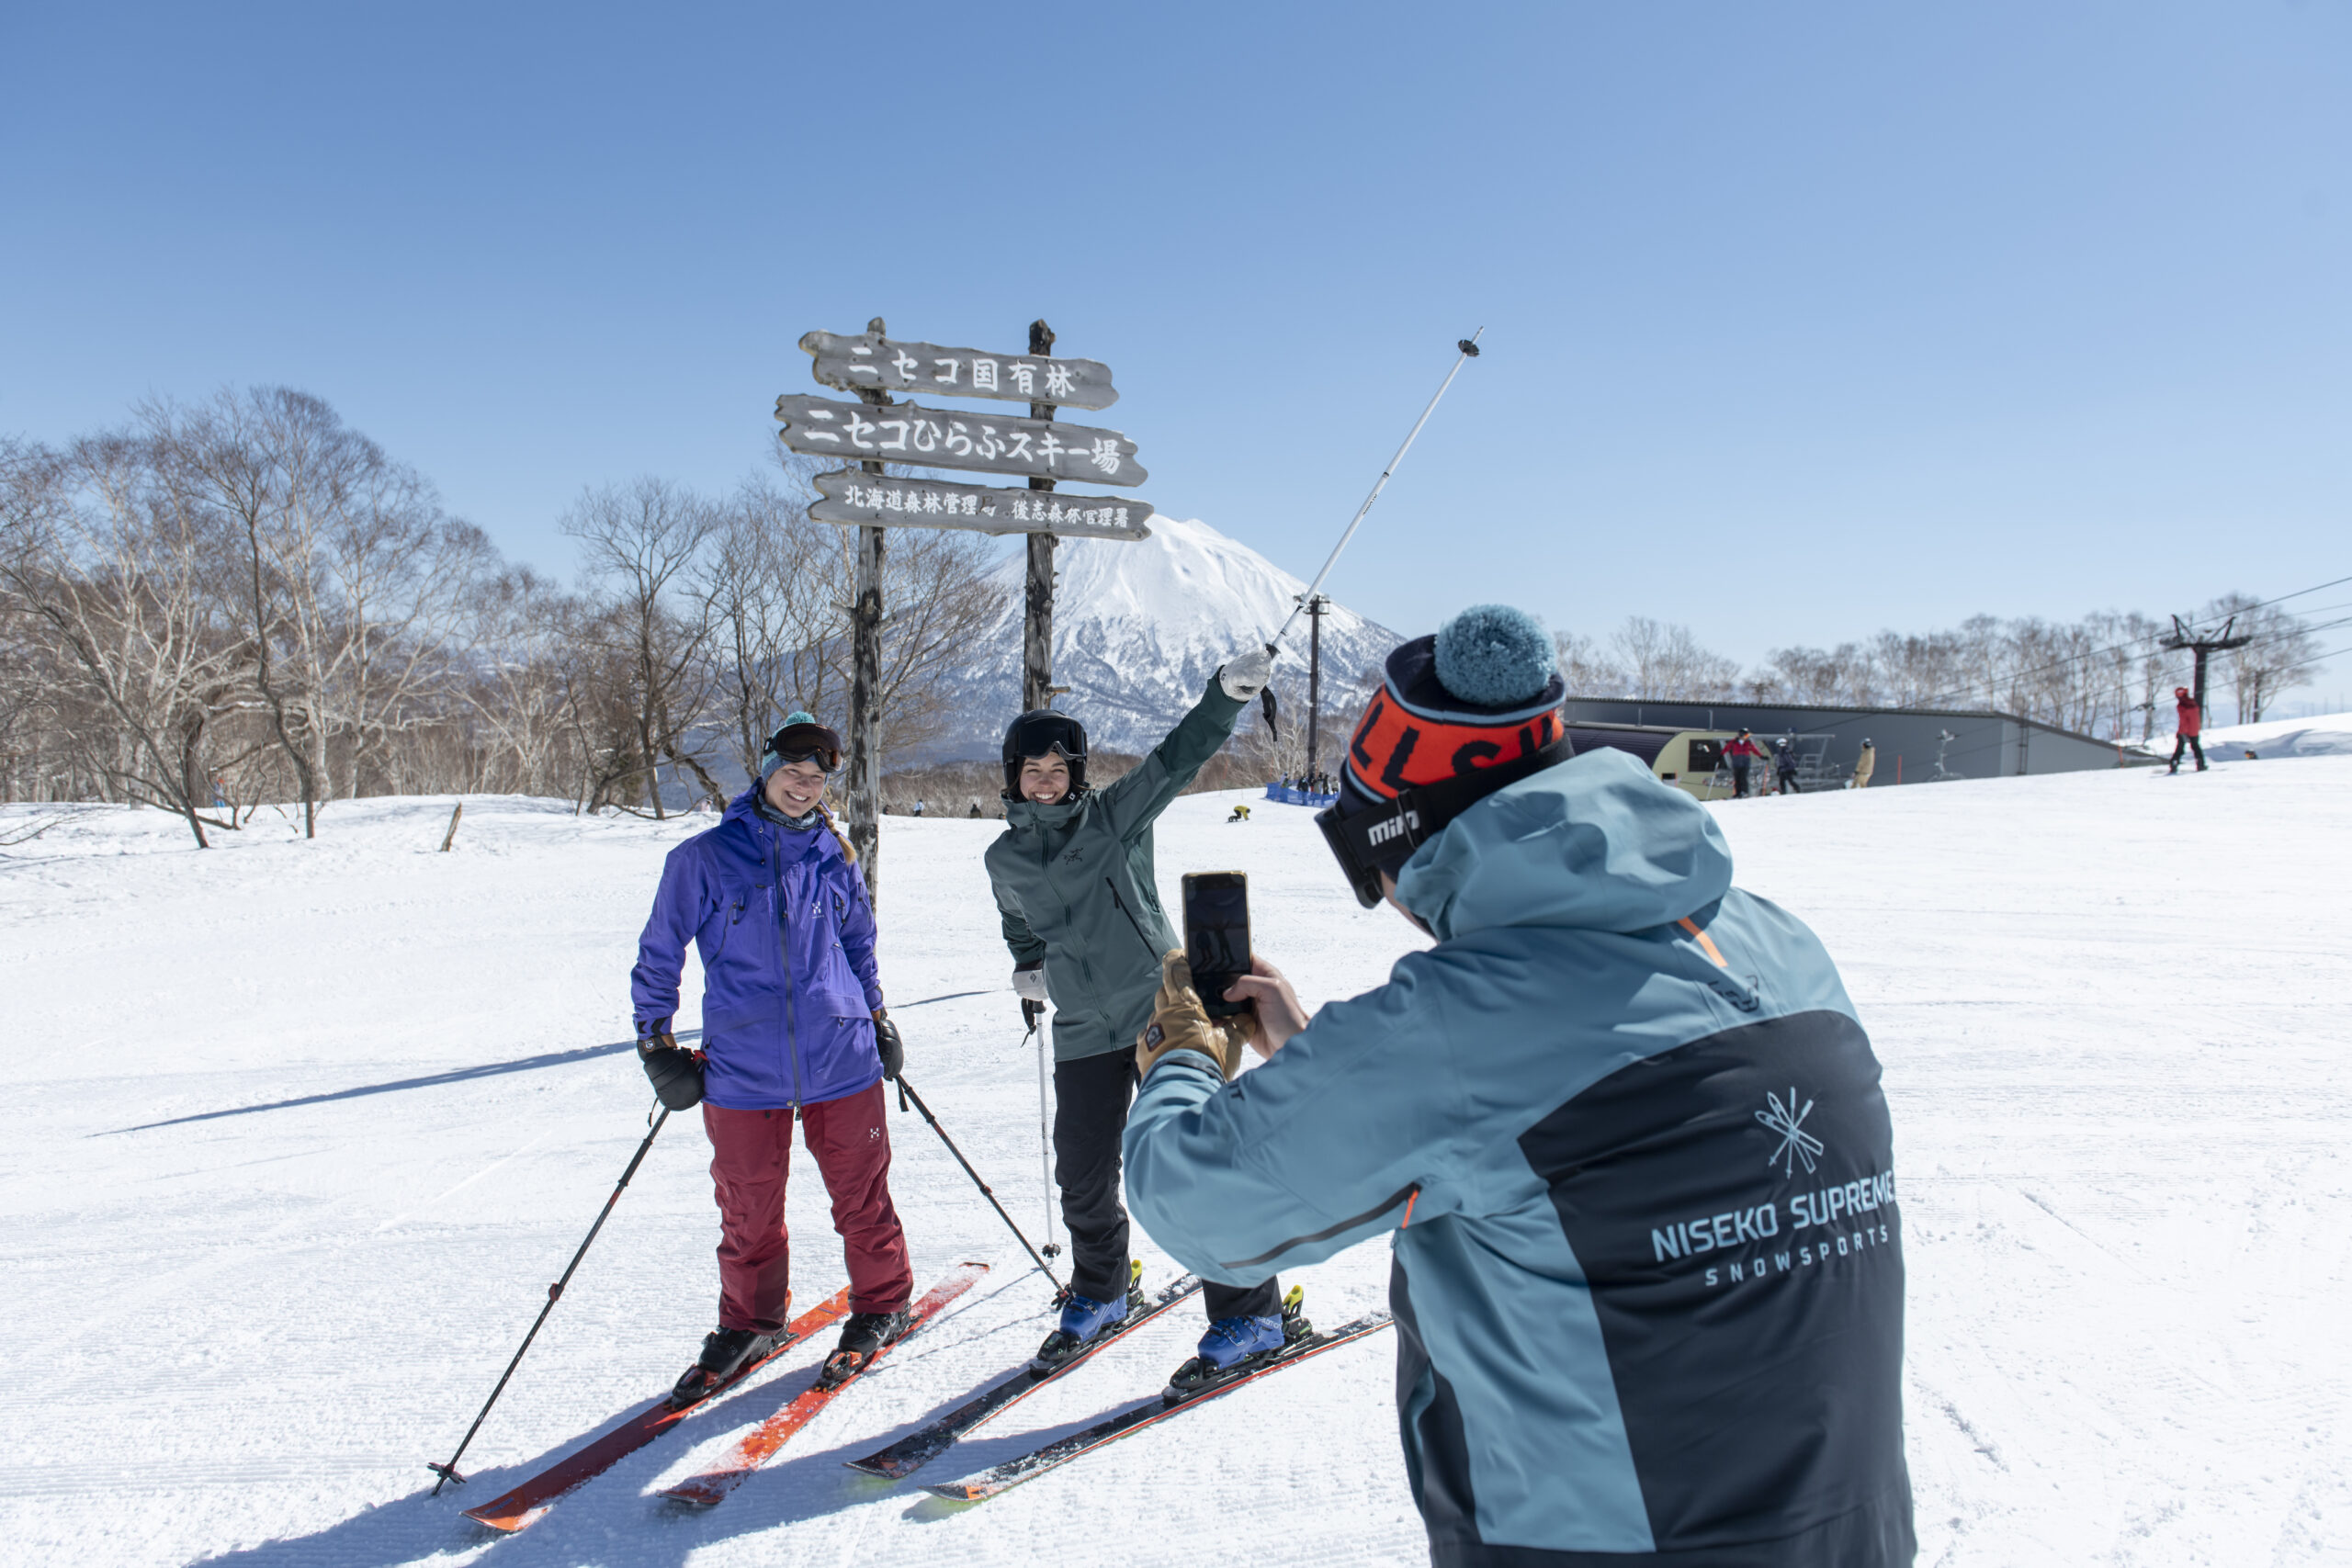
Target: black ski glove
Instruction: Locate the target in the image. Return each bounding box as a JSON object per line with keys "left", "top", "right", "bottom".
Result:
{"left": 872, "top": 1010, "right": 903, "bottom": 1080}
{"left": 638, "top": 1020, "right": 705, "bottom": 1111}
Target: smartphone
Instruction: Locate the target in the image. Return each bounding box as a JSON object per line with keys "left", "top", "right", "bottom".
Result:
{"left": 1181, "top": 872, "right": 1251, "bottom": 1018}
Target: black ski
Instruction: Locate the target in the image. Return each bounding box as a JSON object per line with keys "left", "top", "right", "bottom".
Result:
{"left": 922, "top": 1312, "right": 1393, "bottom": 1503}
{"left": 846, "top": 1272, "right": 1203, "bottom": 1481}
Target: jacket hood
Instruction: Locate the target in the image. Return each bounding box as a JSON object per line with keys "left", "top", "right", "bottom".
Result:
{"left": 1396, "top": 747, "right": 1734, "bottom": 943}
{"left": 724, "top": 786, "right": 844, "bottom": 866}
{"left": 1001, "top": 790, "right": 1091, "bottom": 833}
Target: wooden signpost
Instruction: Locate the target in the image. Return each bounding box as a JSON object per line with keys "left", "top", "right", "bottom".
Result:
{"left": 808, "top": 470, "right": 1152, "bottom": 540}
{"left": 800, "top": 331, "right": 1121, "bottom": 410}
{"left": 781, "top": 318, "right": 1151, "bottom": 900}
{"left": 773, "top": 396, "right": 1146, "bottom": 486}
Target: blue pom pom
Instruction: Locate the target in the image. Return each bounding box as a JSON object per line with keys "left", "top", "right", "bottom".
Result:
{"left": 784, "top": 710, "right": 817, "bottom": 727}
{"left": 1433, "top": 604, "right": 1553, "bottom": 707}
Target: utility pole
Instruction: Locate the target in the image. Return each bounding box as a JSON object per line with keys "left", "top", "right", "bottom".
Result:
{"left": 848, "top": 315, "right": 890, "bottom": 898}
{"left": 2161, "top": 613, "right": 2252, "bottom": 721}
{"left": 1298, "top": 593, "right": 1330, "bottom": 784}
{"left": 1023, "top": 319, "right": 1057, "bottom": 712}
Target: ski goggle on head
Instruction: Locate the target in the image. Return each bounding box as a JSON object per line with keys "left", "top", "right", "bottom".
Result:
{"left": 762, "top": 721, "right": 842, "bottom": 774}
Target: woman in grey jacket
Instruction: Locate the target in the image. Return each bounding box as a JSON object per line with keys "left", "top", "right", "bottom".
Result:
{"left": 985, "top": 647, "right": 1283, "bottom": 1394}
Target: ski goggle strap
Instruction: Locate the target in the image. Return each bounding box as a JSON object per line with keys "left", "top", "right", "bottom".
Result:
{"left": 763, "top": 721, "right": 843, "bottom": 773}
{"left": 1316, "top": 739, "right": 1572, "bottom": 908}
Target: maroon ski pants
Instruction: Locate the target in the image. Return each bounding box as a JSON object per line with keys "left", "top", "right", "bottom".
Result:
{"left": 703, "top": 1081, "right": 912, "bottom": 1331}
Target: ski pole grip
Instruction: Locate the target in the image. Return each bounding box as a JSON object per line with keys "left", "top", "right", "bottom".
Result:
{"left": 548, "top": 1282, "right": 563, "bottom": 1302}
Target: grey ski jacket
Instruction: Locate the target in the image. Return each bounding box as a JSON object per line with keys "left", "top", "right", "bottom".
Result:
{"left": 986, "top": 677, "right": 1248, "bottom": 1062}
{"left": 1125, "top": 747, "right": 1914, "bottom": 1566}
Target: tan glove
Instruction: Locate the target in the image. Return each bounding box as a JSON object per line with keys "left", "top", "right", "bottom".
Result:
{"left": 1135, "top": 950, "right": 1248, "bottom": 1081}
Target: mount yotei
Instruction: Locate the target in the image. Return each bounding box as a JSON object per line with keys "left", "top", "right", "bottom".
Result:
{"left": 922, "top": 516, "right": 1402, "bottom": 761}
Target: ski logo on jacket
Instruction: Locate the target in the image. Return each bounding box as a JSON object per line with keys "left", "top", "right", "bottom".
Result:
{"left": 1755, "top": 1087, "right": 1825, "bottom": 1176}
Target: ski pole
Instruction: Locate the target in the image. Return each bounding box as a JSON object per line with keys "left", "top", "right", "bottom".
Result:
{"left": 1269, "top": 329, "right": 1485, "bottom": 655}
{"left": 428, "top": 1104, "right": 670, "bottom": 1495}
{"left": 894, "top": 1074, "right": 1064, "bottom": 1293}
{"left": 1026, "top": 1004, "right": 1061, "bottom": 1261}
{"left": 1260, "top": 329, "right": 1486, "bottom": 735}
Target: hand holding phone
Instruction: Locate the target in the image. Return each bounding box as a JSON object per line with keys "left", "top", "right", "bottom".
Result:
{"left": 1181, "top": 872, "right": 1251, "bottom": 1019}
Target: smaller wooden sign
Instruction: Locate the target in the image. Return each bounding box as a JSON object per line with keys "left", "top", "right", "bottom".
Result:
{"left": 810, "top": 470, "right": 1153, "bottom": 541}
{"left": 775, "top": 395, "right": 1147, "bottom": 486}
{"left": 800, "top": 331, "right": 1120, "bottom": 410}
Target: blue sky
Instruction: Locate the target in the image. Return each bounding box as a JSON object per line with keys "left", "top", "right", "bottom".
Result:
{"left": 5, "top": 3, "right": 2348, "bottom": 706}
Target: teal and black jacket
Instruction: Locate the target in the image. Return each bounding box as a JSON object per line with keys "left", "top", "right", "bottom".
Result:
{"left": 1125, "top": 748, "right": 1914, "bottom": 1566}
{"left": 986, "top": 677, "right": 1247, "bottom": 1062}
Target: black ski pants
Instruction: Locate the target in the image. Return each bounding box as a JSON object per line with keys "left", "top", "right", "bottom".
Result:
{"left": 1055, "top": 1043, "right": 1281, "bottom": 1322}
{"left": 1776, "top": 767, "right": 1801, "bottom": 794}
{"left": 1731, "top": 761, "right": 1752, "bottom": 798}
{"left": 2170, "top": 734, "right": 2206, "bottom": 771}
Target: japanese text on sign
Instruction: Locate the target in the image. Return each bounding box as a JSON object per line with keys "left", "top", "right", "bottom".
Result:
{"left": 809, "top": 469, "right": 1153, "bottom": 541}
{"left": 775, "top": 395, "right": 1147, "bottom": 486}
{"left": 799, "top": 331, "right": 1119, "bottom": 411}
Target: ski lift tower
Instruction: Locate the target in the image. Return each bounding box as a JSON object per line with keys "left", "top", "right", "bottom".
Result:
{"left": 2160, "top": 613, "right": 2253, "bottom": 719}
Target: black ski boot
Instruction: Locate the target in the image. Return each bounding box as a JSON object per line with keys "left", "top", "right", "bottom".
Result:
{"left": 669, "top": 1325, "right": 785, "bottom": 1410}
{"left": 1033, "top": 1261, "right": 1147, "bottom": 1373}
{"left": 819, "top": 1307, "right": 913, "bottom": 1388}
{"left": 1164, "top": 1286, "right": 1311, "bottom": 1403}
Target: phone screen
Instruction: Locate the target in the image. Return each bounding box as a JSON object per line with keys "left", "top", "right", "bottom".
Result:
{"left": 1182, "top": 872, "right": 1250, "bottom": 1018}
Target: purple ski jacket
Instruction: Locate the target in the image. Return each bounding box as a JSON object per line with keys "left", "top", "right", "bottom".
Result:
{"left": 631, "top": 787, "right": 884, "bottom": 1111}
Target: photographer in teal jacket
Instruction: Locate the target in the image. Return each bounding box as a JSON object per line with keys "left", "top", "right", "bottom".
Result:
{"left": 1123, "top": 606, "right": 1914, "bottom": 1568}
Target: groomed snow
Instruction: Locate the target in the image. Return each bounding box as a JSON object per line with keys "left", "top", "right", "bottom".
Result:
{"left": 2, "top": 759, "right": 2346, "bottom": 1566}
{"left": 2197, "top": 710, "right": 2352, "bottom": 762}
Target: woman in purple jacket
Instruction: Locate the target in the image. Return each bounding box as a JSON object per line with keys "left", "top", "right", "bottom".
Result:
{"left": 631, "top": 715, "right": 913, "bottom": 1405}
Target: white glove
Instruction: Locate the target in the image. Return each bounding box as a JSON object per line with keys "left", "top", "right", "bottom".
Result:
{"left": 1219, "top": 646, "right": 1274, "bottom": 702}
{"left": 1012, "top": 965, "right": 1049, "bottom": 1003}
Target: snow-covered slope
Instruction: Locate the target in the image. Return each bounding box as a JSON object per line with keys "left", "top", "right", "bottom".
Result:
{"left": 926, "top": 515, "right": 1401, "bottom": 758}
{"left": 2199, "top": 709, "right": 2352, "bottom": 761}
{"left": 4, "top": 764, "right": 2349, "bottom": 1566}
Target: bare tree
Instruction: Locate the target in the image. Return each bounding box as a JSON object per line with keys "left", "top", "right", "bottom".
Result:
{"left": 2202, "top": 593, "right": 2319, "bottom": 723}
{"left": 562, "top": 478, "right": 721, "bottom": 818}
{"left": 1554, "top": 629, "right": 1626, "bottom": 696}
{"left": 0, "top": 434, "right": 245, "bottom": 845}
{"left": 1611, "top": 616, "right": 1742, "bottom": 700}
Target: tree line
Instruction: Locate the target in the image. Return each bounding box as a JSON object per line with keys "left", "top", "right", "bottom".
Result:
{"left": 1555, "top": 597, "right": 2331, "bottom": 740}
{"left": 0, "top": 387, "right": 999, "bottom": 847}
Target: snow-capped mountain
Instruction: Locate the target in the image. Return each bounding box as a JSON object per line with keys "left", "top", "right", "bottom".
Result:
{"left": 925, "top": 516, "right": 1403, "bottom": 759}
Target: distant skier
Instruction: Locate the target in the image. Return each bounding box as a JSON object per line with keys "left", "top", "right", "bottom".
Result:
{"left": 987, "top": 649, "right": 1288, "bottom": 1394}
{"left": 2169, "top": 687, "right": 2207, "bottom": 773}
{"left": 1774, "top": 736, "right": 1802, "bottom": 794}
{"left": 1122, "top": 604, "right": 1915, "bottom": 1566}
{"left": 1852, "top": 737, "right": 1877, "bottom": 789}
{"left": 1724, "top": 728, "right": 1765, "bottom": 797}
{"left": 1227, "top": 802, "right": 1251, "bottom": 823}
{"left": 631, "top": 713, "right": 914, "bottom": 1408}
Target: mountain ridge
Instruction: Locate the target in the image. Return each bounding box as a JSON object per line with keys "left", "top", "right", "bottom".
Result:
{"left": 916, "top": 516, "right": 1401, "bottom": 761}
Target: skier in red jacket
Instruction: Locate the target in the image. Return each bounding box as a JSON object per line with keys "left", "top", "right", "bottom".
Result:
{"left": 2169, "top": 687, "right": 2207, "bottom": 773}
{"left": 1724, "top": 729, "right": 1766, "bottom": 797}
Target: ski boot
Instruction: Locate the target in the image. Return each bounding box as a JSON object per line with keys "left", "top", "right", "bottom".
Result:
{"left": 669, "top": 1324, "right": 786, "bottom": 1410}
{"left": 1164, "top": 1286, "right": 1311, "bottom": 1402}
{"left": 1032, "top": 1261, "right": 1145, "bottom": 1373}
{"left": 818, "top": 1306, "right": 913, "bottom": 1389}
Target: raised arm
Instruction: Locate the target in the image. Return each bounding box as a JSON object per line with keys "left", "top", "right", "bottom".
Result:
{"left": 1098, "top": 673, "right": 1250, "bottom": 842}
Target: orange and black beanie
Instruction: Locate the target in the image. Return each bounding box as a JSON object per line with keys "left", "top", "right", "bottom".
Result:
{"left": 1320, "top": 604, "right": 1570, "bottom": 903}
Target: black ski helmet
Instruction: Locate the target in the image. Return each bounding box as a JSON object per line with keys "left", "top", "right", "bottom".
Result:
{"left": 1001, "top": 709, "right": 1088, "bottom": 797}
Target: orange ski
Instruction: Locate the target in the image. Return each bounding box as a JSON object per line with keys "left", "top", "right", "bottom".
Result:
{"left": 461, "top": 1287, "right": 852, "bottom": 1533}
{"left": 660, "top": 1262, "right": 988, "bottom": 1508}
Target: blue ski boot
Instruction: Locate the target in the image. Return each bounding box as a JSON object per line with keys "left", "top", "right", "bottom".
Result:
{"left": 1033, "top": 1261, "right": 1143, "bottom": 1371}
{"left": 1165, "top": 1288, "right": 1310, "bottom": 1399}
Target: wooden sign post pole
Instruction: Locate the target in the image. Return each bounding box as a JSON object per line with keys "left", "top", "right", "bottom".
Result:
{"left": 1022, "top": 318, "right": 1057, "bottom": 713}
{"left": 848, "top": 315, "right": 890, "bottom": 895}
